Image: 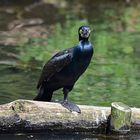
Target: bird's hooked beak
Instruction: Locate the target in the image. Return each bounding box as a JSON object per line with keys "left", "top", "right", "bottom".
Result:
{"left": 79, "top": 28, "right": 91, "bottom": 38}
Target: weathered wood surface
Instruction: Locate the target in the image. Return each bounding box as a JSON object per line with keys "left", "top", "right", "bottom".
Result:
{"left": 0, "top": 99, "right": 140, "bottom": 134}
{"left": 110, "top": 102, "right": 132, "bottom": 133}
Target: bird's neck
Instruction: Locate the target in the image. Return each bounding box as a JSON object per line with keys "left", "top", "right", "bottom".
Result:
{"left": 79, "top": 36, "right": 89, "bottom": 42}
{"left": 78, "top": 39, "right": 90, "bottom": 47}
{"left": 77, "top": 39, "right": 91, "bottom": 52}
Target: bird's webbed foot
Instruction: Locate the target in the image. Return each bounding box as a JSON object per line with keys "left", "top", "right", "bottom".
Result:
{"left": 61, "top": 101, "right": 81, "bottom": 113}
{"left": 61, "top": 88, "right": 81, "bottom": 113}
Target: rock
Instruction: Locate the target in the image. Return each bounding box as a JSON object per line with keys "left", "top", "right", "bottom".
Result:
{"left": 0, "top": 25, "right": 48, "bottom": 46}
{"left": 8, "top": 18, "right": 44, "bottom": 30}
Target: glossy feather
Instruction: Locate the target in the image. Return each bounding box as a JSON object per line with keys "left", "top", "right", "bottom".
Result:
{"left": 34, "top": 26, "right": 94, "bottom": 109}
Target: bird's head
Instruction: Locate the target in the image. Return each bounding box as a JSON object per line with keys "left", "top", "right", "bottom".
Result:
{"left": 78, "top": 26, "right": 91, "bottom": 41}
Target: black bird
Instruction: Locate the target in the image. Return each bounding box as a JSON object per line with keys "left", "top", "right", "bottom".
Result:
{"left": 34, "top": 25, "right": 94, "bottom": 113}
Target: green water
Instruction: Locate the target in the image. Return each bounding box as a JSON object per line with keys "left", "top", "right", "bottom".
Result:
{"left": 0, "top": 58, "right": 139, "bottom": 107}
{"left": 0, "top": 49, "right": 139, "bottom": 107}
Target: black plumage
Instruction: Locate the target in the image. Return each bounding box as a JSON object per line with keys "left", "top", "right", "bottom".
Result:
{"left": 34, "top": 26, "right": 94, "bottom": 113}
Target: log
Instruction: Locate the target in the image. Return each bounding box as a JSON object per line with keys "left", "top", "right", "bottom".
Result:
{"left": 110, "top": 102, "right": 131, "bottom": 133}
{"left": 0, "top": 100, "right": 140, "bottom": 134}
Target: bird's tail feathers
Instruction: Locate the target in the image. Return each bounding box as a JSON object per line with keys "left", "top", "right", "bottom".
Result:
{"left": 33, "top": 83, "right": 53, "bottom": 101}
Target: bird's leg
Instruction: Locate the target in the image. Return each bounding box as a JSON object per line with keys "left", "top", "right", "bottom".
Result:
{"left": 61, "top": 88, "right": 81, "bottom": 113}
{"left": 63, "top": 88, "right": 69, "bottom": 102}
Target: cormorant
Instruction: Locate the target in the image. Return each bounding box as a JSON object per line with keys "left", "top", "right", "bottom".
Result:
{"left": 34, "top": 25, "right": 94, "bottom": 113}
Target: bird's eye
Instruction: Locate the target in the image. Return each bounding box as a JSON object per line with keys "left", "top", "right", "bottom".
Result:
{"left": 79, "top": 29, "right": 83, "bottom": 34}
{"left": 89, "top": 29, "right": 91, "bottom": 33}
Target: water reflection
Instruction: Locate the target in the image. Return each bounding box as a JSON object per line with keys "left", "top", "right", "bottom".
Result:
{"left": 0, "top": 62, "right": 139, "bottom": 108}
{"left": 0, "top": 65, "right": 37, "bottom": 104}
{"left": 0, "top": 0, "right": 139, "bottom": 107}
{"left": 0, "top": 133, "right": 140, "bottom": 140}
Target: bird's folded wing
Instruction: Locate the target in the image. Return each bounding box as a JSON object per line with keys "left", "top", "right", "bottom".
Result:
{"left": 37, "top": 51, "right": 73, "bottom": 89}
